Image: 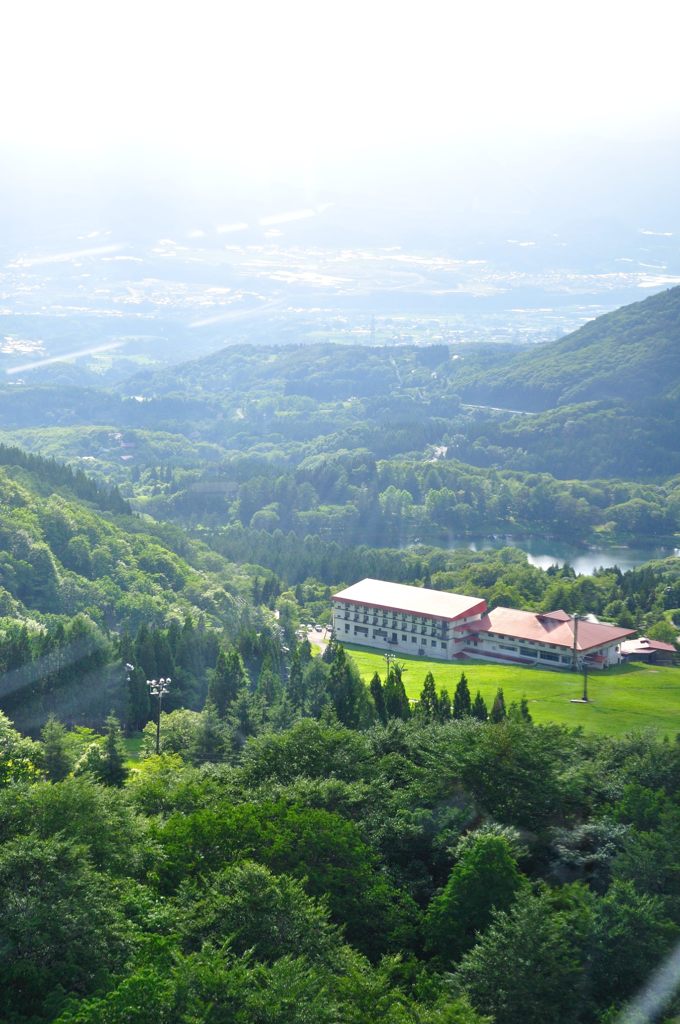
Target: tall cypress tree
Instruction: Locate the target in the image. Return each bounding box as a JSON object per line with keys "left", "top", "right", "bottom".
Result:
{"left": 419, "top": 671, "right": 438, "bottom": 722}
{"left": 370, "top": 672, "right": 388, "bottom": 725}
{"left": 328, "top": 646, "right": 363, "bottom": 728}
{"left": 490, "top": 688, "right": 507, "bottom": 724}
{"left": 453, "top": 672, "right": 472, "bottom": 719}
{"left": 384, "top": 666, "right": 411, "bottom": 721}
{"left": 437, "top": 687, "right": 452, "bottom": 722}
{"left": 472, "top": 690, "right": 488, "bottom": 721}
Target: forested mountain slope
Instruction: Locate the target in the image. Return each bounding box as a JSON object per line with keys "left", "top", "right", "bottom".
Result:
{"left": 456, "top": 284, "right": 680, "bottom": 410}
{"left": 116, "top": 341, "right": 497, "bottom": 402}
{"left": 0, "top": 446, "right": 261, "bottom": 728}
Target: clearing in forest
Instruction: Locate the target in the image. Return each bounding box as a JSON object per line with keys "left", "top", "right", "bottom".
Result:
{"left": 345, "top": 644, "right": 680, "bottom": 737}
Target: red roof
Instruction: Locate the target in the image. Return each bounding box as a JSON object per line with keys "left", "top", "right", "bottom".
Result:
{"left": 332, "top": 578, "right": 486, "bottom": 621}
{"left": 620, "top": 637, "right": 677, "bottom": 655}
{"left": 538, "top": 609, "right": 571, "bottom": 622}
{"left": 461, "top": 606, "right": 635, "bottom": 652}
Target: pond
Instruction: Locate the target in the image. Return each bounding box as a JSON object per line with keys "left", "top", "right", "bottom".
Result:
{"left": 447, "top": 537, "right": 679, "bottom": 576}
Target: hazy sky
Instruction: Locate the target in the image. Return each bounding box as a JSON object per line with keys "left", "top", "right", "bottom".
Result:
{"left": 1, "top": 0, "right": 679, "bottom": 264}
{"left": 2, "top": 0, "right": 679, "bottom": 183}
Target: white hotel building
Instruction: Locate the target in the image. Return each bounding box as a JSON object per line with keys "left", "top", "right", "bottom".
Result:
{"left": 331, "top": 578, "right": 635, "bottom": 669}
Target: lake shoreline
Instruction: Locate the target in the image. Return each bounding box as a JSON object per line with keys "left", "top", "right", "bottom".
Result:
{"left": 408, "top": 534, "right": 680, "bottom": 576}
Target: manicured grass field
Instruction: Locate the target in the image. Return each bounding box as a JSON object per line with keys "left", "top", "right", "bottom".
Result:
{"left": 345, "top": 644, "right": 680, "bottom": 738}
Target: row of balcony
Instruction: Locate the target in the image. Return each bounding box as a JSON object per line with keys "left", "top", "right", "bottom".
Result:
{"left": 336, "top": 614, "right": 447, "bottom": 638}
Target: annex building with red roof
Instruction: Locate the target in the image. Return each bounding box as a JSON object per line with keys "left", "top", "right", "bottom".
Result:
{"left": 620, "top": 636, "right": 677, "bottom": 664}
{"left": 332, "top": 579, "right": 636, "bottom": 669}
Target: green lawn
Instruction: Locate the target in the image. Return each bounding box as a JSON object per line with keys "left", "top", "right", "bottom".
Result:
{"left": 123, "top": 735, "right": 144, "bottom": 767}
{"left": 345, "top": 644, "right": 680, "bottom": 738}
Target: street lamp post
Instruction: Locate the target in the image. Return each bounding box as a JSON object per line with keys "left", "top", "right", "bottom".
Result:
{"left": 147, "top": 677, "right": 171, "bottom": 754}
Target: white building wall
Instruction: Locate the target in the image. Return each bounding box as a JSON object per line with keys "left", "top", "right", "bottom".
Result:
{"left": 463, "top": 632, "right": 622, "bottom": 669}
{"left": 332, "top": 599, "right": 462, "bottom": 661}
{"left": 332, "top": 600, "right": 624, "bottom": 670}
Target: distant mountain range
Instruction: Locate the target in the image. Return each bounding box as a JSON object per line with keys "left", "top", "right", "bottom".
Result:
{"left": 0, "top": 286, "right": 678, "bottom": 483}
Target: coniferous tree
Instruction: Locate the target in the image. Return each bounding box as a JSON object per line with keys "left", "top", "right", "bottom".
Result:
{"left": 153, "top": 631, "right": 176, "bottom": 681}
{"left": 268, "top": 692, "right": 296, "bottom": 731}
{"left": 209, "top": 647, "right": 248, "bottom": 717}
{"left": 437, "top": 687, "right": 452, "bottom": 722}
{"left": 384, "top": 665, "right": 411, "bottom": 721}
{"left": 41, "top": 716, "right": 72, "bottom": 782}
{"left": 98, "top": 715, "right": 128, "bottom": 787}
{"left": 191, "top": 697, "right": 225, "bottom": 764}
{"left": 302, "top": 658, "right": 333, "bottom": 719}
{"left": 287, "top": 647, "right": 306, "bottom": 709}
{"left": 228, "top": 687, "right": 264, "bottom": 751}
{"left": 321, "top": 635, "right": 338, "bottom": 664}
{"left": 298, "top": 638, "right": 313, "bottom": 666}
{"left": 177, "top": 615, "right": 204, "bottom": 678}
{"left": 369, "top": 672, "right": 388, "bottom": 725}
{"left": 490, "top": 688, "right": 507, "bottom": 724}
{"left": 133, "top": 623, "right": 158, "bottom": 680}
{"left": 256, "top": 656, "right": 282, "bottom": 707}
{"left": 507, "top": 696, "right": 534, "bottom": 725}
{"left": 472, "top": 691, "right": 488, "bottom": 721}
{"left": 453, "top": 672, "right": 472, "bottom": 719}
{"left": 419, "top": 671, "right": 438, "bottom": 722}
{"left": 520, "top": 697, "right": 533, "bottom": 724}
{"left": 328, "top": 646, "right": 368, "bottom": 728}
{"left": 126, "top": 665, "right": 150, "bottom": 733}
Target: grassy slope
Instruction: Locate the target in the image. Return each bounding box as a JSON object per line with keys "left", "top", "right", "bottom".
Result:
{"left": 345, "top": 644, "right": 680, "bottom": 738}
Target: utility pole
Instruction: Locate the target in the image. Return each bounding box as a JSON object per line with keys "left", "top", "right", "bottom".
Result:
{"left": 569, "top": 614, "right": 591, "bottom": 704}
{"left": 571, "top": 613, "right": 581, "bottom": 671}
{"left": 147, "top": 677, "right": 171, "bottom": 754}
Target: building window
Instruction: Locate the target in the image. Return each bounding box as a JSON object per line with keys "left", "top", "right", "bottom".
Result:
{"left": 520, "top": 647, "right": 537, "bottom": 658}
{"left": 431, "top": 639, "right": 437, "bottom": 647}
{"left": 539, "top": 650, "right": 560, "bottom": 662}
{"left": 441, "top": 642, "right": 447, "bottom": 649}
{"left": 412, "top": 636, "right": 417, "bottom": 643}
{"left": 402, "top": 634, "right": 407, "bottom": 641}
